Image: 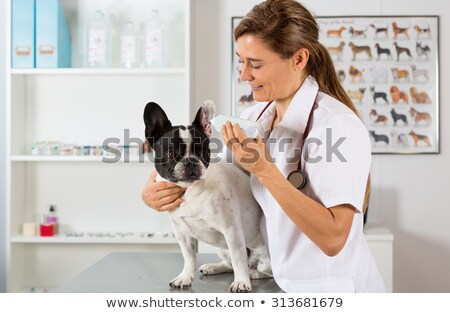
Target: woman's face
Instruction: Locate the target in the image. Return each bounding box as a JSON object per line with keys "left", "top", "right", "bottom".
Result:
{"left": 236, "top": 34, "right": 304, "bottom": 105}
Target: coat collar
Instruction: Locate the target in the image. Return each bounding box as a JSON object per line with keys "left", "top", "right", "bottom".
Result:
{"left": 257, "top": 76, "right": 319, "bottom": 138}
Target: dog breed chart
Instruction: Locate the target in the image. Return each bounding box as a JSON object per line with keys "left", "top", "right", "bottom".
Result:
{"left": 318, "top": 16, "right": 439, "bottom": 154}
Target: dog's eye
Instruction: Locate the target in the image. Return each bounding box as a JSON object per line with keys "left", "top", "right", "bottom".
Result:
{"left": 167, "top": 150, "right": 175, "bottom": 159}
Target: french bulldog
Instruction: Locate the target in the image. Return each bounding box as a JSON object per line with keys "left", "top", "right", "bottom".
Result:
{"left": 143, "top": 100, "right": 272, "bottom": 292}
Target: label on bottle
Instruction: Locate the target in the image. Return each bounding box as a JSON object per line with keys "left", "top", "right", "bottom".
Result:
{"left": 88, "top": 30, "right": 107, "bottom": 65}
{"left": 121, "top": 35, "right": 137, "bottom": 66}
{"left": 145, "top": 29, "right": 163, "bottom": 66}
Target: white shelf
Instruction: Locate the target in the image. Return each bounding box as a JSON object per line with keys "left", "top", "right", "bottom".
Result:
{"left": 11, "top": 67, "right": 186, "bottom": 76}
{"left": 11, "top": 234, "right": 178, "bottom": 245}
{"left": 11, "top": 155, "right": 153, "bottom": 162}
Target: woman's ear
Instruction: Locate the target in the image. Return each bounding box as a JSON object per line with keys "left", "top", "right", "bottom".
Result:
{"left": 293, "top": 48, "right": 309, "bottom": 71}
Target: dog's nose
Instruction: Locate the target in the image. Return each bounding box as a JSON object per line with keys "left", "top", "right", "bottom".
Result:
{"left": 183, "top": 157, "right": 199, "bottom": 168}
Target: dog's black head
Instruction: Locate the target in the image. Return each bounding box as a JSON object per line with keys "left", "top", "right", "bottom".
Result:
{"left": 143, "top": 100, "right": 215, "bottom": 187}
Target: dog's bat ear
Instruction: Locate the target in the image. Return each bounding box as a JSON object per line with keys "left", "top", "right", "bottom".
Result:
{"left": 192, "top": 100, "right": 215, "bottom": 138}
{"left": 143, "top": 102, "right": 172, "bottom": 147}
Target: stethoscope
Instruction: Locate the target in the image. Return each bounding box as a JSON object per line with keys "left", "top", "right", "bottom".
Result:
{"left": 256, "top": 99, "right": 316, "bottom": 190}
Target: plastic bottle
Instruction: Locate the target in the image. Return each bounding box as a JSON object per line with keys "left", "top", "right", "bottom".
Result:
{"left": 120, "top": 21, "right": 137, "bottom": 68}
{"left": 47, "top": 205, "right": 59, "bottom": 235}
{"left": 144, "top": 9, "right": 164, "bottom": 67}
{"left": 87, "top": 10, "right": 110, "bottom": 67}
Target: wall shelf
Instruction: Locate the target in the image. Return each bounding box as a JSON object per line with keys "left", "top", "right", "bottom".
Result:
{"left": 11, "top": 234, "right": 178, "bottom": 245}
{"left": 11, "top": 155, "right": 153, "bottom": 163}
{"left": 11, "top": 68, "right": 186, "bottom": 76}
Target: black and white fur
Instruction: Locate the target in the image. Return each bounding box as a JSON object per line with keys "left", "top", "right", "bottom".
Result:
{"left": 143, "top": 100, "right": 272, "bottom": 292}
{"left": 374, "top": 43, "right": 392, "bottom": 61}
{"left": 370, "top": 86, "right": 389, "bottom": 104}
{"left": 416, "top": 42, "right": 431, "bottom": 59}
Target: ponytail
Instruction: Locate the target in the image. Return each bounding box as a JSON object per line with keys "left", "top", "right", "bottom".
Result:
{"left": 308, "top": 42, "right": 371, "bottom": 214}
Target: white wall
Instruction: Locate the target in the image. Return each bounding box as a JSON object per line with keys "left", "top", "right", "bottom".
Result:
{"left": 193, "top": 0, "right": 450, "bottom": 292}
{"left": 0, "top": 0, "right": 8, "bottom": 293}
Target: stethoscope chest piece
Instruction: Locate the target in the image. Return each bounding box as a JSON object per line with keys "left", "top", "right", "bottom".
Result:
{"left": 287, "top": 170, "right": 307, "bottom": 190}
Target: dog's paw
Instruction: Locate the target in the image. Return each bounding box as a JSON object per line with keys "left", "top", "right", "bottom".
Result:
{"left": 249, "top": 268, "right": 273, "bottom": 280}
{"left": 199, "top": 262, "right": 232, "bottom": 275}
{"left": 229, "top": 280, "right": 252, "bottom": 293}
{"left": 169, "top": 275, "right": 192, "bottom": 289}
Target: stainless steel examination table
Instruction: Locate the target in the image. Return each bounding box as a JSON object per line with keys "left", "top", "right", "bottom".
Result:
{"left": 58, "top": 252, "right": 283, "bottom": 293}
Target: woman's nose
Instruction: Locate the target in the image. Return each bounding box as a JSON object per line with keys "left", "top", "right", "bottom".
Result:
{"left": 239, "top": 63, "right": 253, "bottom": 82}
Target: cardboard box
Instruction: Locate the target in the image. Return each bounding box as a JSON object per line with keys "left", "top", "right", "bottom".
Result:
{"left": 36, "top": 0, "right": 72, "bottom": 68}
{"left": 11, "top": 0, "right": 35, "bottom": 68}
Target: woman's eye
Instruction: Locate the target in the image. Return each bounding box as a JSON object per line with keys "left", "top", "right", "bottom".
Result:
{"left": 251, "top": 64, "right": 262, "bottom": 69}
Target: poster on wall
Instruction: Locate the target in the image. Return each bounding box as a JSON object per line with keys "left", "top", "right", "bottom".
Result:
{"left": 231, "top": 15, "right": 440, "bottom": 154}
{"left": 317, "top": 16, "right": 439, "bottom": 154}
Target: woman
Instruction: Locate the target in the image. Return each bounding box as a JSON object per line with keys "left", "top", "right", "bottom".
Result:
{"left": 143, "top": 0, "right": 386, "bottom": 292}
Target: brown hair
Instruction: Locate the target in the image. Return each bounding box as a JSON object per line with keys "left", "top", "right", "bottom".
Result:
{"left": 235, "top": 0, "right": 370, "bottom": 213}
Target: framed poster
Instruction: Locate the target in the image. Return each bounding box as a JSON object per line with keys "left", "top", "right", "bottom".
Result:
{"left": 317, "top": 16, "right": 440, "bottom": 154}
{"left": 231, "top": 15, "right": 440, "bottom": 154}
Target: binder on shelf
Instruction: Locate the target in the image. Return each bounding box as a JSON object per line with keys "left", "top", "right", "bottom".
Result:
{"left": 35, "top": 0, "right": 72, "bottom": 68}
{"left": 11, "top": 0, "right": 35, "bottom": 68}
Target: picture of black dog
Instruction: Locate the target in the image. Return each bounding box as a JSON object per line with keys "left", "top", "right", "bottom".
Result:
{"left": 369, "top": 130, "right": 389, "bottom": 145}
{"left": 374, "top": 43, "right": 392, "bottom": 61}
{"left": 390, "top": 109, "right": 408, "bottom": 126}
{"left": 370, "top": 86, "right": 389, "bottom": 104}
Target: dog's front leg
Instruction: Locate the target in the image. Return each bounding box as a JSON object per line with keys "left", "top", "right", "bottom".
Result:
{"left": 169, "top": 220, "right": 197, "bottom": 289}
{"left": 223, "top": 228, "right": 252, "bottom": 293}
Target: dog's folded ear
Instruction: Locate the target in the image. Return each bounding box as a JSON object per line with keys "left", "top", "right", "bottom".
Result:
{"left": 192, "top": 100, "right": 215, "bottom": 138}
{"left": 143, "top": 102, "right": 173, "bottom": 148}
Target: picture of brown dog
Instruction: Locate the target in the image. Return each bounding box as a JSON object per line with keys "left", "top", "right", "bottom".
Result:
{"left": 370, "top": 109, "right": 388, "bottom": 125}
{"left": 347, "top": 88, "right": 366, "bottom": 104}
{"left": 409, "top": 108, "right": 432, "bottom": 126}
{"left": 414, "top": 24, "right": 432, "bottom": 39}
{"left": 349, "top": 65, "right": 365, "bottom": 83}
{"left": 410, "top": 87, "right": 432, "bottom": 104}
{"left": 348, "top": 42, "right": 373, "bottom": 61}
{"left": 327, "top": 26, "right": 346, "bottom": 37}
{"left": 337, "top": 69, "right": 346, "bottom": 82}
{"left": 238, "top": 92, "right": 256, "bottom": 105}
{"left": 409, "top": 130, "right": 431, "bottom": 147}
{"left": 390, "top": 86, "right": 409, "bottom": 104}
{"left": 349, "top": 26, "right": 367, "bottom": 38}
{"left": 327, "top": 41, "right": 345, "bottom": 61}
{"left": 391, "top": 67, "right": 410, "bottom": 83}
{"left": 392, "top": 22, "right": 410, "bottom": 39}
{"left": 393, "top": 42, "right": 413, "bottom": 61}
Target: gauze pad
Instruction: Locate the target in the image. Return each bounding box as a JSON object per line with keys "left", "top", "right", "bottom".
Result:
{"left": 211, "top": 114, "right": 263, "bottom": 138}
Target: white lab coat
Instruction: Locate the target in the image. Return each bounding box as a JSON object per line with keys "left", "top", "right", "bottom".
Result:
{"left": 240, "top": 76, "right": 386, "bottom": 293}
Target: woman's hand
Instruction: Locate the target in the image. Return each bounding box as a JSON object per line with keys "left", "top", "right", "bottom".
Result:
{"left": 221, "top": 121, "right": 273, "bottom": 176}
{"left": 141, "top": 170, "right": 186, "bottom": 211}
